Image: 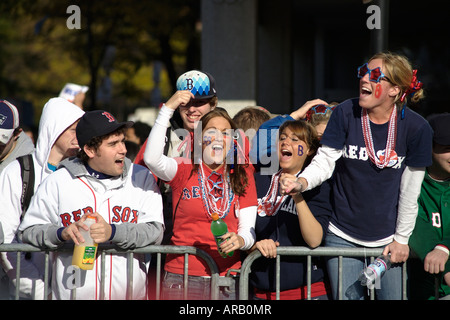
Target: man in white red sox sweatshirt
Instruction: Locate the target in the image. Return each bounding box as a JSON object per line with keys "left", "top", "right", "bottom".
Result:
{"left": 18, "top": 110, "right": 164, "bottom": 300}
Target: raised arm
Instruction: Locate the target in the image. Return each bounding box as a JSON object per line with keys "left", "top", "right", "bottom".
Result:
{"left": 143, "top": 90, "right": 194, "bottom": 181}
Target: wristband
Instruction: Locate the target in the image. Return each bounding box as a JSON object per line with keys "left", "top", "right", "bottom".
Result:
{"left": 295, "top": 177, "right": 306, "bottom": 193}
{"left": 434, "top": 244, "right": 450, "bottom": 256}
{"left": 57, "top": 227, "right": 65, "bottom": 242}
{"left": 109, "top": 224, "right": 116, "bottom": 241}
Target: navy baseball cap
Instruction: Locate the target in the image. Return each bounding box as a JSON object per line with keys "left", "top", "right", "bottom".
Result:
{"left": 0, "top": 100, "right": 19, "bottom": 144}
{"left": 428, "top": 113, "right": 450, "bottom": 146}
{"left": 176, "top": 70, "right": 217, "bottom": 99}
{"left": 76, "top": 110, "right": 133, "bottom": 148}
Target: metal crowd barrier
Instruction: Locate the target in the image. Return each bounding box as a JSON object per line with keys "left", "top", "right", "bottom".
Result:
{"left": 239, "top": 246, "right": 408, "bottom": 300}
{"left": 0, "top": 243, "right": 220, "bottom": 300}
{"left": 0, "top": 244, "right": 436, "bottom": 300}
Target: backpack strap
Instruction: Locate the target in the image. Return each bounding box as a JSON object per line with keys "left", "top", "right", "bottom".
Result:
{"left": 17, "top": 154, "right": 35, "bottom": 220}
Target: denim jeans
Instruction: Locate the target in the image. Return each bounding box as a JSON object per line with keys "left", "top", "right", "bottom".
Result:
{"left": 161, "top": 271, "right": 239, "bottom": 300}
{"left": 324, "top": 231, "right": 403, "bottom": 300}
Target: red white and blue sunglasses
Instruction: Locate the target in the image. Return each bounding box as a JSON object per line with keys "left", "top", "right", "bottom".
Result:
{"left": 357, "top": 63, "right": 390, "bottom": 83}
{"left": 311, "top": 104, "right": 336, "bottom": 114}
{"left": 305, "top": 104, "right": 336, "bottom": 121}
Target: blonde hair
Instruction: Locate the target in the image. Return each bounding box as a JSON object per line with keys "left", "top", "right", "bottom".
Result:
{"left": 369, "top": 52, "right": 425, "bottom": 107}
{"left": 308, "top": 102, "right": 339, "bottom": 128}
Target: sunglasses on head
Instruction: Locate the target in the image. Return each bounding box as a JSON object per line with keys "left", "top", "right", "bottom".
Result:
{"left": 357, "top": 63, "right": 390, "bottom": 83}
{"left": 305, "top": 104, "right": 336, "bottom": 121}
{"left": 311, "top": 104, "right": 336, "bottom": 114}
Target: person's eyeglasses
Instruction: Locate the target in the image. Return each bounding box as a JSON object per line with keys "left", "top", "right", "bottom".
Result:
{"left": 357, "top": 63, "right": 390, "bottom": 83}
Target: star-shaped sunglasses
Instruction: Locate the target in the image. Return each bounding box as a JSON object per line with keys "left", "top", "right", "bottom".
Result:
{"left": 305, "top": 104, "right": 337, "bottom": 121}
{"left": 357, "top": 63, "right": 390, "bottom": 83}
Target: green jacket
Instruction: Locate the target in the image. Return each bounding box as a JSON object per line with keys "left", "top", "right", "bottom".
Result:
{"left": 409, "top": 171, "right": 450, "bottom": 299}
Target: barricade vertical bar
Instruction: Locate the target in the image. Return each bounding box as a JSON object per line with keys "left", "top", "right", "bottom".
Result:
{"left": 156, "top": 252, "right": 161, "bottom": 300}
{"left": 127, "top": 252, "right": 134, "bottom": 300}
{"left": 369, "top": 256, "right": 375, "bottom": 300}
{"left": 15, "top": 252, "right": 21, "bottom": 300}
{"left": 338, "top": 255, "right": 343, "bottom": 300}
{"left": 307, "top": 255, "right": 312, "bottom": 300}
{"left": 210, "top": 272, "right": 219, "bottom": 300}
{"left": 402, "top": 261, "right": 407, "bottom": 300}
{"left": 183, "top": 253, "right": 189, "bottom": 299}
{"left": 44, "top": 251, "right": 50, "bottom": 299}
{"left": 100, "top": 251, "right": 106, "bottom": 300}
{"left": 276, "top": 255, "right": 281, "bottom": 300}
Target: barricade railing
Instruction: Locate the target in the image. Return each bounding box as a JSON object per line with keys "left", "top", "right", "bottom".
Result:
{"left": 0, "top": 243, "right": 220, "bottom": 300}
{"left": 0, "top": 244, "right": 436, "bottom": 300}
{"left": 239, "top": 246, "right": 409, "bottom": 300}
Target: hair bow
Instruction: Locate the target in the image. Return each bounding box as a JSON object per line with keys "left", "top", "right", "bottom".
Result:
{"left": 399, "top": 70, "right": 423, "bottom": 119}
{"left": 400, "top": 69, "right": 423, "bottom": 103}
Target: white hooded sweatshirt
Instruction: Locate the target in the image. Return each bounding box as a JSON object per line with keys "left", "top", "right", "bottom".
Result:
{"left": 18, "top": 156, "right": 164, "bottom": 300}
{"left": 0, "top": 97, "right": 84, "bottom": 299}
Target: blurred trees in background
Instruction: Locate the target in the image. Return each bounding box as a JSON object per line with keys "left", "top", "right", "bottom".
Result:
{"left": 0, "top": 0, "right": 201, "bottom": 125}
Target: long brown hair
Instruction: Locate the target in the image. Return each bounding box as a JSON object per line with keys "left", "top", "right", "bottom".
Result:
{"left": 191, "top": 108, "right": 249, "bottom": 196}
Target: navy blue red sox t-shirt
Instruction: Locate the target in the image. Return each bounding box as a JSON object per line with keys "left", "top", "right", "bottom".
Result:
{"left": 321, "top": 98, "right": 433, "bottom": 242}
{"left": 250, "top": 172, "right": 332, "bottom": 292}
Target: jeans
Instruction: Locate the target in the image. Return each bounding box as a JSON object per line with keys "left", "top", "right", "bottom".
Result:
{"left": 161, "top": 271, "right": 239, "bottom": 300}
{"left": 324, "top": 231, "right": 403, "bottom": 300}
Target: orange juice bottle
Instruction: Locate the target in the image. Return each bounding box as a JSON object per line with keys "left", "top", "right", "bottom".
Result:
{"left": 71, "top": 216, "right": 98, "bottom": 270}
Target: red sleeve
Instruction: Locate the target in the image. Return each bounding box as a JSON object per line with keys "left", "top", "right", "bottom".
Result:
{"left": 134, "top": 138, "right": 148, "bottom": 169}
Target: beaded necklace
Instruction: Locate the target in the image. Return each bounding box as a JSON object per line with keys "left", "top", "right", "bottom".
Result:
{"left": 257, "top": 169, "right": 287, "bottom": 217}
{"left": 198, "top": 161, "right": 234, "bottom": 219}
{"left": 361, "top": 105, "right": 398, "bottom": 169}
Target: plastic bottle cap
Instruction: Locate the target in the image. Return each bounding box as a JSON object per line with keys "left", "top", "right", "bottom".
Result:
{"left": 86, "top": 215, "right": 97, "bottom": 222}
{"left": 211, "top": 213, "right": 219, "bottom": 221}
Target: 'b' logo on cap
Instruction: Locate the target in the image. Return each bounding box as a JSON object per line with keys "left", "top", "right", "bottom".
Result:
{"left": 102, "top": 112, "right": 115, "bottom": 122}
{"left": 186, "top": 78, "right": 194, "bottom": 91}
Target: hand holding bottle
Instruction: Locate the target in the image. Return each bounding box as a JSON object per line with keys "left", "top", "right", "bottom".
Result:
{"left": 61, "top": 213, "right": 94, "bottom": 245}
{"left": 211, "top": 212, "right": 243, "bottom": 257}
{"left": 382, "top": 240, "right": 409, "bottom": 263}
{"left": 61, "top": 212, "right": 111, "bottom": 245}
{"left": 86, "top": 212, "right": 112, "bottom": 243}
{"left": 219, "top": 232, "right": 244, "bottom": 255}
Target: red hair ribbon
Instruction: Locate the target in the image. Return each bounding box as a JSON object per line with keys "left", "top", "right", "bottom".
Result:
{"left": 400, "top": 69, "right": 423, "bottom": 102}
{"left": 177, "top": 131, "right": 194, "bottom": 158}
